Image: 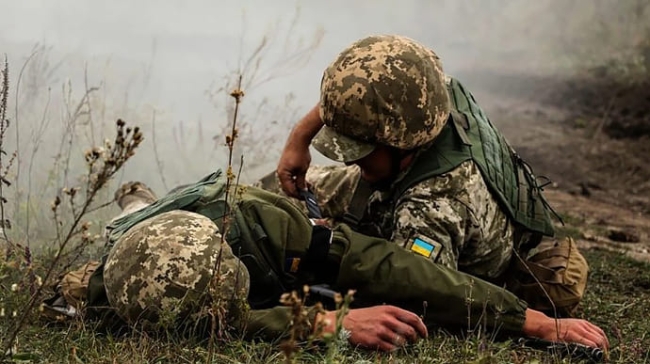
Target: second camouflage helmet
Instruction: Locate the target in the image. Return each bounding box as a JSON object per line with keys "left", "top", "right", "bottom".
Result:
{"left": 313, "top": 34, "right": 451, "bottom": 163}
{"left": 103, "top": 210, "right": 250, "bottom": 327}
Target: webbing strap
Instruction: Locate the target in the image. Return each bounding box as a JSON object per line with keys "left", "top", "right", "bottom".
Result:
{"left": 342, "top": 178, "right": 374, "bottom": 228}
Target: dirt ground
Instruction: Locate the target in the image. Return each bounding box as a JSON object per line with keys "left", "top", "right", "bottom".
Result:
{"left": 464, "top": 70, "right": 650, "bottom": 262}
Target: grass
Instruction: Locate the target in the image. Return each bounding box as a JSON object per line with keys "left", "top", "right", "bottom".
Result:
{"left": 2, "top": 6, "right": 650, "bottom": 362}
{"left": 1, "top": 249, "right": 648, "bottom": 363}
{"left": 554, "top": 213, "right": 609, "bottom": 242}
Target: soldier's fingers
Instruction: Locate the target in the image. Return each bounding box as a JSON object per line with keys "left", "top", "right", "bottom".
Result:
{"left": 585, "top": 329, "right": 609, "bottom": 349}
{"left": 312, "top": 218, "right": 330, "bottom": 227}
{"left": 583, "top": 329, "right": 608, "bottom": 349}
{"left": 577, "top": 337, "right": 600, "bottom": 350}
{"left": 384, "top": 319, "right": 418, "bottom": 343}
{"left": 278, "top": 171, "right": 299, "bottom": 197}
{"left": 294, "top": 174, "right": 307, "bottom": 192}
{"left": 377, "top": 328, "right": 405, "bottom": 350}
{"left": 565, "top": 322, "right": 607, "bottom": 349}
{"left": 380, "top": 310, "right": 421, "bottom": 343}
{"left": 357, "top": 326, "right": 395, "bottom": 351}
{"left": 572, "top": 321, "right": 609, "bottom": 349}
{"left": 390, "top": 307, "right": 428, "bottom": 338}
{"left": 589, "top": 324, "right": 609, "bottom": 348}
{"left": 376, "top": 340, "right": 398, "bottom": 352}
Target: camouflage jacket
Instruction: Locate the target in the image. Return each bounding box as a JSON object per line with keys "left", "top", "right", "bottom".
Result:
{"left": 258, "top": 159, "right": 515, "bottom": 282}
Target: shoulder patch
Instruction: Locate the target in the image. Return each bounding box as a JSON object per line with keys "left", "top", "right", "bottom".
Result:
{"left": 410, "top": 235, "right": 443, "bottom": 262}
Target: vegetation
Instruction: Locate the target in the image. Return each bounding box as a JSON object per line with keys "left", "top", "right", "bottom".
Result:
{"left": 1, "top": 248, "right": 648, "bottom": 363}
{"left": 2, "top": 2, "right": 650, "bottom": 362}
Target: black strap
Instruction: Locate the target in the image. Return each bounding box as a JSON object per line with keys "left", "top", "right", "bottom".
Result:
{"left": 342, "top": 179, "right": 374, "bottom": 228}
{"left": 300, "top": 188, "right": 323, "bottom": 219}
{"left": 298, "top": 225, "right": 335, "bottom": 283}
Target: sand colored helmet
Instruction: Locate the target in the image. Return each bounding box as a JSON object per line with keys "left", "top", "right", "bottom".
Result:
{"left": 313, "top": 34, "right": 451, "bottom": 163}
{"left": 103, "top": 210, "right": 250, "bottom": 326}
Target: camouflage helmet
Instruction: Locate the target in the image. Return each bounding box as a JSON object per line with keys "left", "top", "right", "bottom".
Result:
{"left": 312, "top": 34, "right": 451, "bottom": 163}
{"left": 103, "top": 210, "right": 250, "bottom": 326}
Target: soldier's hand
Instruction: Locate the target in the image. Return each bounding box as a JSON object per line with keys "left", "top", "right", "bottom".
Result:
{"left": 277, "top": 140, "right": 311, "bottom": 198}
{"left": 319, "top": 305, "right": 427, "bottom": 351}
{"left": 523, "top": 308, "right": 610, "bottom": 350}
{"left": 277, "top": 104, "right": 323, "bottom": 198}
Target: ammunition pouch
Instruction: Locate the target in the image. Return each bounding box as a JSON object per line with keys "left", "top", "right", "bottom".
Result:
{"left": 507, "top": 237, "right": 589, "bottom": 317}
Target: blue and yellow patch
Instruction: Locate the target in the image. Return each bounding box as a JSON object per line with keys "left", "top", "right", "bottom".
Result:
{"left": 410, "top": 236, "right": 442, "bottom": 261}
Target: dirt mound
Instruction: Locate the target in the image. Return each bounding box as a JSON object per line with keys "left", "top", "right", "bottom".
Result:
{"left": 543, "top": 75, "right": 650, "bottom": 140}
{"left": 459, "top": 68, "right": 650, "bottom": 215}
{"left": 534, "top": 69, "right": 650, "bottom": 212}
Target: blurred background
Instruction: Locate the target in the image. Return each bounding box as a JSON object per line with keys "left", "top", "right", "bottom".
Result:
{"left": 1, "top": 0, "right": 649, "bottom": 246}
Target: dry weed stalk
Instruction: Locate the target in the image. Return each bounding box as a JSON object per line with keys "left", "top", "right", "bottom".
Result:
{"left": 0, "top": 58, "right": 17, "bottom": 251}
{"left": 206, "top": 74, "right": 245, "bottom": 364}
{"left": 0, "top": 59, "right": 40, "bottom": 326}
{"left": 1, "top": 118, "right": 143, "bottom": 357}
{"left": 279, "top": 286, "right": 314, "bottom": 364}
{"left": 201, "top": 10, "right": 323, "bottom": 181}
{"left": 150, "top": 110, "right": 169, "bottom": 192}
{"left": 323, "top": 289, "right": 355, "bottom": 363}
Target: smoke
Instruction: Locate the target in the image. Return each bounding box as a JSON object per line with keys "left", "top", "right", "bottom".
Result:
{"left": 0, "top": 0, "right": 647, "bottom": 241}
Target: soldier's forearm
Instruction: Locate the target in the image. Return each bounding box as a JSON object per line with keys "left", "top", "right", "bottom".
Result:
{"left": 287, "top": 103, "right": 324, "bottom": 146}
{"left": 330, "top": 224, "right": 528, "bottom": 334}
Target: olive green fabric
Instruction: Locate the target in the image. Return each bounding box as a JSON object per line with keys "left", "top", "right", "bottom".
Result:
{"left": 105, "top": 170, "right": 227, "bottom": 246}
{"left": 396, "top": 78, "right": 555, "bottom": 237}
{"left": 238, "top": 223, "right": 529, "bottom": 341}
{"left": 103, "top": 170, "right": 314, "bottom": 310}
{"left": 328, "top": 224, "right": 527, "bottom": 334}
{"left": 198, "top": 185, "right": 315, "bottom": 309}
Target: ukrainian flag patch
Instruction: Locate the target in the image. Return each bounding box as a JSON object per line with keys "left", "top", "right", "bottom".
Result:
{"left": 410, "top": 235, "right": 442, "bottom": 261}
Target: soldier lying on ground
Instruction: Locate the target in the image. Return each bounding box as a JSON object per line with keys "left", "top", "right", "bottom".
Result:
{"left": 45, "top": 170, "right": 607, "bottom": 353}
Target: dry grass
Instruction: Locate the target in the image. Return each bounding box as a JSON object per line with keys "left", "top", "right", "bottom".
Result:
{"left": 0, "top": 250, "right": 648, "bottom": 363}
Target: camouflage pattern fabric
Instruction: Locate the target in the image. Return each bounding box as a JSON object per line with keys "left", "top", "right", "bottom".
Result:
{"left": 93, "top": 178, "right": 530, "bottom": 341}
{"left": 257, "top": 160, "right": 514, "bottom": 280}
{"left": 313, "top": 34, "right": 451, "bottom": 162}
{"left": 103, "top": 210, "right": 250, "bottom": 326}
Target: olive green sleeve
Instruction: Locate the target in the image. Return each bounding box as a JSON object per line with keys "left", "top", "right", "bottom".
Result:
{"left": 330, "top": 224, "right": 528, "bottom": 335}
{"left": 237, "top": 306, "right": 321, "bottom": 342}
